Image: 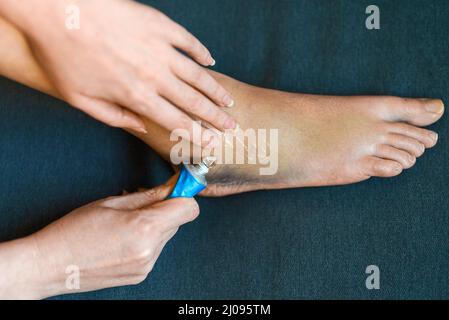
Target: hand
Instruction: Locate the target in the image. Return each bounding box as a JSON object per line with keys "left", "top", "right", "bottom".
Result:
{"left": 0, "top": 0, "right": 235, "bottom": 146}
{"left": 0, "top": 184, "right": 199, "bottom": 299}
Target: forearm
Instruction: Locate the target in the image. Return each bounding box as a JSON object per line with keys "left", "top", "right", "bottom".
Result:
{"left": 0, "top": 17, "right": 56, "bottom": 96}
{"left": 0, "top": 15, "right": 246, "bottom": 161}
{"left": 0, "top": 16, "right": 281, "bottom": 196}
{"left": 0, "top": 0, "right": 66, "bottom": 32}
{"left": 0, "top": 237, "right": 48, "bottom": 299}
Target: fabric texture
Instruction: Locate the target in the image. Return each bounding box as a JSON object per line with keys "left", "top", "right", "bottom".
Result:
{"left": 0, "top": 0, "right": 448, "bottom": 299}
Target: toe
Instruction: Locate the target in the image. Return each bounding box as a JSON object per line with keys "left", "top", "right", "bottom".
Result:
{"left": 387, "top": 122, "right": 438, "bottom": 148}
{"left": 385, "top": 133, "right": 426, "bottom": 157}
{"left": 374, "top": 144, "right": 416, "bottom": 169}
{"left": 362, "top": 156, "right": 403, "bottom": 178}
{"left": 382, "top": 97, "right": 444, "bottom": 126}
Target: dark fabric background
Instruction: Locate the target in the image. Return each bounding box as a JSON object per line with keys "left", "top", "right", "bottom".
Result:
{"left": 0, "top": 0, "right": 448, "bottom": 299}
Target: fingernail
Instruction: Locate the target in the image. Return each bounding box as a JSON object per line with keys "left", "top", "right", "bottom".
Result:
{"left": 209, "top": 56, "right": 216, "bottom": 67}
{"left": 223, "top": 95, "right": 234, "bottom": 108}
{"left": 224, "top": 117, "right": 236, "bottom": 130}
{"left": 425, "top": 100, "right": 444, "bottom": 113}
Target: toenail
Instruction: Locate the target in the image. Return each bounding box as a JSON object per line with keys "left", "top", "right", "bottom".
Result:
{"left": 425, "top": 100, "right": 444, "bottom": 113}
{"left": 429, "top": 131, "right": 438, "bottom": 142}
{"left": 419, "top": 143, "right": 425, "bottom": 154}
{"left": 393, "top": 165, "right": 402, "bottom": 174}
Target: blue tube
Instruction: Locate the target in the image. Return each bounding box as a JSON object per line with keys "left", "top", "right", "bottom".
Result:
{"left": 167, "top": 165, "right": 207, "bottom": 198}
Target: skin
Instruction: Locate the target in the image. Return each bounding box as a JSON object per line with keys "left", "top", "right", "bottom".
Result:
{"left": 0, "top": 184, "right": 199, "bottom": 299}
{"left": 0, "top": 0, "right": 235, "bottom": 147}
{"left": 0, "top": 16, "right": 444, "bottom": 298}
{"left": 0, "top": 16, "right": 444, "bottom": 197}
{"left": 140, "top": 77, "right": 443, "bottom": 196}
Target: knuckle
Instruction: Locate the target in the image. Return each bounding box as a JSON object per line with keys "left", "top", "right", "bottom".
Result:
{"left": 175, "top": 115, "right": 193, "bottom": 131}
{"left": 191, "top": 68, "right": 206, "bottom": 85}
{"left": 212, "top": 81, "right": 225, "bottom": 100}
{"left": 142, "top": 262, "right": 155, "bottom": 275}
{"left": 142, "top": 188, "right": 161, "bottom": 201}
{"left": 374, "top": 96, "right": 398, "bottom": 111}
{"left": 133, "top": 247, "right": 155, "bottom": 263}
{"left": 189, "top": 95, "right": 205, "bottom": 112}
{"left": 110, "top": 108, "right": 129, "bottom": 128}
{"left": 384, "top": 132, "right": 394, "bottom": 144}
{"left": 129, "top": 275, "right": 147, "bottom": 286}
{"left": 186, "top": 34, "right": 200, "bottom": 51}
{"left": 121, "top": 85, "right": 135, "bottom": 101}
{"left": 182, "top": 198, "right": 200, "bottom": 220}
{"left": 373, "top": 162, "right": 385, "bottom": 174}
{"left": 105, "top": 119, "right": 121, "bottom": 128}
{"left": 135, "top": 219, "right": 163, "bottom": 238}
{"left": 129, "top": 88, "right": 148, "bottom": 106}
{"left": 65, "top": 92, "right": 83, "bottom": 107}
{"left": 373, "top": 143, "right": 383, "bottom": 155}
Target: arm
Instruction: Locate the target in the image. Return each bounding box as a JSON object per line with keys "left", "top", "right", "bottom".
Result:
{"left": 0, "top": 0, "right": 235, "bottom": 143}
{"left": 0, "top": 15, "right": 443, "bottom": 198}
{"left": 0, "top": 238, "right": 46, "bottom": 299}
{"left": 0, "top": 184, "right": 198, "bottom": 299}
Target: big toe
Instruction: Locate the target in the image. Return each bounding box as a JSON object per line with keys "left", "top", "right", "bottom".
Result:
{"left": 382, "top": 97, "right": 444, "bottom": 127}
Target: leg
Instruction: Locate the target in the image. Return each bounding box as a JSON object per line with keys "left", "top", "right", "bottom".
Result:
{"left": 0, "top": 17, "right": 444, "bottom": 197}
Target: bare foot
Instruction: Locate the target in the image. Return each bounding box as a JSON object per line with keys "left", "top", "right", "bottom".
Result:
{"left": 202, "top": 74, "right": 444, "bottom": 196}
{"left": 0, "top": 18, "right": 443, "bottom": 197}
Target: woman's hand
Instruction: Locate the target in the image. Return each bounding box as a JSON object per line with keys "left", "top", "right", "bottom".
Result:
{"left": 0, "top": 0, "right": 235, "bottom": 146}
{"left": 0, "top": 184, "right": 199, "bottom": 299}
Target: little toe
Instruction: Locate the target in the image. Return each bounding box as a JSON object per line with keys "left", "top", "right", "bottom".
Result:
{"left": 374, "top": 144, "right": 416, "bottom": 169}
{"left": 386, "top": 133, "right": 426, "bottom": 158}
{"left": 383, "top": 97, "right": 444, "bottom": 126}
{"left": 362, "top": 156, "right": 403, "bottom": 178}
{"left": 388, "top": 122, "right": 438, "bottom": 148}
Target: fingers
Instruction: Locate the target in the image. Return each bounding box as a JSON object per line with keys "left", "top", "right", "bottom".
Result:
{"left": 166, "top": 20, "right": 214, "bottom": 67}
{"left": 143, "top": 197, "right": 200, "bottom": 231}
{"left": 136, "top": 94, "right": 220, "bottom": 148}
{"left": 70, "top": 95, "right": 147, "bottom": 133}
{"left": 102, "top": 184, "right": 172, "bottom": 210}
{"left": 160, "top": 74, "right": 236, "bottom": 131}
{"left": 171, "top": 51, "right": 234, "bottom": 108}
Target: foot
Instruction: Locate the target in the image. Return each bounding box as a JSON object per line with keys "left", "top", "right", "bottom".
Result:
{"left": 202, "top": 75, "right": 444, "bottom": 196}
{"left": 0, "top": 20, "right": 442, "bottom": 198}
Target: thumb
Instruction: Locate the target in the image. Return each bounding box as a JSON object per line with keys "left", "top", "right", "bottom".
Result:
{"left": 142, "top": 197, "right": 200, "bottom": 231}
{"left": 101, "top": 183, "right": 172, "bottom": 211}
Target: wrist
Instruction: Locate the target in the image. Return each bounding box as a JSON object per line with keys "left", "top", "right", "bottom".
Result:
{"left": 0, "top": 236, "right": 45, "bottom": 299}
{"left": 0, "top": 0, "right": 77, "bottom": 36}
{"left": 0, "top": 234, "right": 70, "bottom": 299}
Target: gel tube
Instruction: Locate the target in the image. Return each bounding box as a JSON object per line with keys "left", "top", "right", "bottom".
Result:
{"left": 168, "top": 157, "right": 216, "bottom": 198}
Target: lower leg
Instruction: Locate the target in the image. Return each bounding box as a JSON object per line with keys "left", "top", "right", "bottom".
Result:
{"left": 0, "top": 17, "right": 444, "bottom": 197}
